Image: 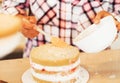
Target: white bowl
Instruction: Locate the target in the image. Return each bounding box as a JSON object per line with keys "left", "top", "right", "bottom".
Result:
{"left": 0, "top": 33, "right": 22, "bottom": 58}
{"left": 73, "top": 16, "right": 117, "bottom": 53}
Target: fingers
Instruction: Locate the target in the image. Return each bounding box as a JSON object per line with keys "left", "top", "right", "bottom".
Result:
{"left": 21, "top": 25, "right": 39, "bottom": 39}
{"left": 16, "top": 14, "right": 38, "bottom": 38}
{"left": 22, "top": 20, "right": 39, "bottom": 38}
{"left": 93, "top": 16, "right": 101, "bottom": 24}
{"left": 21, "top": 15, "right": 37, "bottom": 28}
{"left": 97, "top": 10, "right": 111, "bottom": 18}
{"left": 22, "top": 18, "right": 34, "bottom": 29}
{"left": 93, "top": 10, "right": 120, "bottom": 31}
{"left": 19, "top": 16, "right": 39, "bottom": 38}
{"left": 94, "top": 11, "right": 105, "bottom": 23}
{"left": 16, "top": 7, "right": 27, "bottom": 15}
{"left": 94, "top": 10, "right": 111, "bottom": 24}
{"left": 23, "top": 22, "right": 34, "bottom": 30}
{"left": 116, "top": 23, "right": 120, "bottom": 31}
{"left": 112, "top": 17, "right": 120, "bottom": 31}
{"left": 17, "top": 14, "right": 36, "bottom": 25}
{"left": 28, "top": 16, "right": 37, "bottom": 24}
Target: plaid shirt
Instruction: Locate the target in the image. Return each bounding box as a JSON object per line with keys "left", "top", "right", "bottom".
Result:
{"left": 1, "top": 0, "right": 120, "bottom": 57}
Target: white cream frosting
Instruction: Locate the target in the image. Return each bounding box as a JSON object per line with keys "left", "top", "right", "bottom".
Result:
{"left": 30, "top": 57, "right": 80, "bottom": 72}
{"left": 31, "top": 65, "right": 89, "bottom": 83}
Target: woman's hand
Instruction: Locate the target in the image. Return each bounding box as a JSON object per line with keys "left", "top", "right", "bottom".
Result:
{"left": 94, "top": 10, "right": 120, "bottom": 30}
{"left": 17, "top": 15, "right": 39, "bottom": 39}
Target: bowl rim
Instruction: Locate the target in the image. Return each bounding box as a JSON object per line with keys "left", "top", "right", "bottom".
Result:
{"left": 73, "top": 16, "right": 117, "bottom": 53}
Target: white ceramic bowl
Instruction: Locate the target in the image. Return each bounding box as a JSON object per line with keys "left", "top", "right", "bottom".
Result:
{"left": 0, "top": 33, "right": 22, "bottom": 58}
{"left": 73, "top": 16, "right": 117, "bottom": 53}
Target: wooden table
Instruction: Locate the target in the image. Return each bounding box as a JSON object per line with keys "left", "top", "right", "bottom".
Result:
{"left": 0, "top": 49, "right": 120, "bottom": 83}
{"left": 0, "top": 58, "right": 29, "bottom": 83}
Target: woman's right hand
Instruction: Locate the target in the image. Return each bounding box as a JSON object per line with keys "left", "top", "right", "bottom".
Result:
{"left": 18, "top": 15, "right": 39, "bottom": 39}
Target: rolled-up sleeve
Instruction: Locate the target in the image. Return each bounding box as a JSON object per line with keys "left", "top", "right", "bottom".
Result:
{"left": 102, "top": 0, "right": 120, "bottom": 15}
{"left": 1, "top": 0, "right": 30, "bottom": 15}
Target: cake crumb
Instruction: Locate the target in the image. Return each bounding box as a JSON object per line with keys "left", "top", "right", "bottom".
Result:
{"left": 95, "top": 72, "right": 99, "bottom": 75}
{"left": 51, "top": 37, "right": 69, "bottom": 47}
{"left": 109, "top": 74, "right": 116, "bottom": 79}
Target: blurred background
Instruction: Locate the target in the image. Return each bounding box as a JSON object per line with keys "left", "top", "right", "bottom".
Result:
{"left": 0, "top": 0, "right": 27, "bottom": 60}
{"left": 0, "top": 33, "right": 27, "bottom": 60}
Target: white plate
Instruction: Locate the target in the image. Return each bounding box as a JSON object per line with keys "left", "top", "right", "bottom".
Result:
{"left": 22, "top": 67, "right": 89, "bottom": 83}
{"left": 22, "top": 69, "right": 36, "bottom": 83}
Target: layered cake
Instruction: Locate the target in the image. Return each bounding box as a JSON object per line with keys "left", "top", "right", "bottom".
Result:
{"left": 30, "top": 41, "right": 89, "bottom": 83}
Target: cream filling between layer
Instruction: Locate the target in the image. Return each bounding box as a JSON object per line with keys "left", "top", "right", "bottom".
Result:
{"left": 30, "top": 57, "right": 80, "bottom": 72}
{"left": 31, "top": 66, "right": 85, "bottom": 82}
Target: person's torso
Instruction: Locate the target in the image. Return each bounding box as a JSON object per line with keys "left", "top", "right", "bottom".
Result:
{"left": 29, "top": 0, "right": 105, "bottom": 46}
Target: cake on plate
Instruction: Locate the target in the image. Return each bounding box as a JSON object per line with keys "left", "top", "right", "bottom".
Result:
{"left": 29, "top": 41, "right": 89, "bottom": 83}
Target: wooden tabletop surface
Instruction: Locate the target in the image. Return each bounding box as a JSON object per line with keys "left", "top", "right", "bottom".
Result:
{"left": 0, "top": 49, "right": 120, "bottom": 83}
{"left": 0, "top": 58, "right": 29, "bottom": 83}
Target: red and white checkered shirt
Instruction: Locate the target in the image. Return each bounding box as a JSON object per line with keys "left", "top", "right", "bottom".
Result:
{"left": 1, "top": 0, "right": 120, "bottom": 57}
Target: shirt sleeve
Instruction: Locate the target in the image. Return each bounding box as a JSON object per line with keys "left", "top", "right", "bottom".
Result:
{"left": 1, "top": 0, "right": 30, "bottom": 15}
{"left": 102, "top": 0, "right": 120, "bottom": 15}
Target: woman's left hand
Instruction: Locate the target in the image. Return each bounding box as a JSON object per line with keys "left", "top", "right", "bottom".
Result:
{"left": 94, "top": 10, "right": 120, "bottom": 30}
